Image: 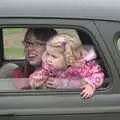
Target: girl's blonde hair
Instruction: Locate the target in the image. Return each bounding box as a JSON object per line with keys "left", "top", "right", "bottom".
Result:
{"left": 47, "top": 34, "right": 82, "bottom": 66}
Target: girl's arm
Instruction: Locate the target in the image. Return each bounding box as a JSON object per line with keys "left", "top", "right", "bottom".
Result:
{"left": 82, "top": 71, "right": 104, "bottom": 88}
{"left": 68, "top": 59, "right": 105, "bottom": 89}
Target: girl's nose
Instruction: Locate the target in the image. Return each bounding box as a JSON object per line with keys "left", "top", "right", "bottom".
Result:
{"left": 47, "top": 56, "right": 52, "bottom": 64}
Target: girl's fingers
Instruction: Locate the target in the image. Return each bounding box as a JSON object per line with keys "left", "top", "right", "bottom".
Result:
{"left": 46, "top": 82, "right": 55, "bottom": 88}
{"left": 32, "top": 79, "right": 46, "bottom": 88}
{"left": 80, "top": 89, "right": 91, "bottom": 99}
{"left": 80, "top": 89, "right": 86, "bottom": 96}
{"left": 81, "top": 91, "right": 93, "bottom": 99}
{"left": 47, "top": 80, "right": 53, "bottom": 85}
{"left": 46, "top": 80, "right": 55, "bottom": 88}
{"left": 46, "top": 84, "right": 55, "bottom": 88}
{"left": 48, "top": 77, "right": 54, "bottom": 81}
{"left": 81, "top": 92, "right": 88, "bottom": 99}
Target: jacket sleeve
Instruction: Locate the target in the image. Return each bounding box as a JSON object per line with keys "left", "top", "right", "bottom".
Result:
{"left": 68, "top": 60, "right": 105, "bottom": 88}
{"left": 82, "top": 66, "right": 105, "bottom": 88}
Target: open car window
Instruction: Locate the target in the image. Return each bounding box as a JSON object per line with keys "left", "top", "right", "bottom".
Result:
{"left": 0, "top": 27, "right": 109, "bottom": 91}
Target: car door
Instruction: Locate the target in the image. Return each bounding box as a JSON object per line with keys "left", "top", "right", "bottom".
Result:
{"left": 0, "top": 18, "right": 119, "bottom": 120}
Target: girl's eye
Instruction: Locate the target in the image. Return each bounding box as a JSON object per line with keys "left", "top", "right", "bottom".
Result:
{"left": 46, "top": 52, "right": 49, "bottom": 56}
{"left": 52, "top": 55, "right": 57, "bottom": 58}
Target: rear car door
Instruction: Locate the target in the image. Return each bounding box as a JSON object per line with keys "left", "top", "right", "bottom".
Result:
{"left": 0, "top": 18, "right": 119, "bottom": 120}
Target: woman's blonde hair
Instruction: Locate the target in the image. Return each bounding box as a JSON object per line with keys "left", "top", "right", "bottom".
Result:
{"left": 47, "top": 34, "right": 82, "bottom": 66}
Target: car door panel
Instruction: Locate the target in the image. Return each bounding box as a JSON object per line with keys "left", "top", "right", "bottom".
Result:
{"left": 0, "top": 93, "right": 119, "bottom": 120}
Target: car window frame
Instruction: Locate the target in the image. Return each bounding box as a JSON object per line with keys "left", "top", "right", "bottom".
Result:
{"left": 0, "top": 18, "right": 113, "bottom": 95}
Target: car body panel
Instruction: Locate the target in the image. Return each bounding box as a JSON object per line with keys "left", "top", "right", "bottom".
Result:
{"left": 95, "top": 21, "right": 120, "bottom": 77}
{"left": 0, "top": 0, "right": 120, "bottom": 21}
{"left": 0, "top": 92, "right": 120, "bottom": 120}
{"left": 0, "top": 0, "right": 120, "bottom": 120}
{"left": 0, "top": 18, "right": 119, "bottom": 120}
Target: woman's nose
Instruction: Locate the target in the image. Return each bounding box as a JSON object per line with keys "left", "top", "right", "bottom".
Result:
{"left": 28, "top": 44, "right": 32, "bottom": 48}
{"left": 27, "top": 45, "right": 34, "bottom": 51}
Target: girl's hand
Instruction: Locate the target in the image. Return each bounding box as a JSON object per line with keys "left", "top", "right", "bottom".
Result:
{"left": 30, "top": 76, "right": 47, "bottom": 89}
{"left": 80, "top": 83, "right": 96, "bottom": 99}
{"left": 30, "top": 79, "right": 45, "bottom": 88}
{"left": 46, "top": 77, "right": 55, "bottom": 88}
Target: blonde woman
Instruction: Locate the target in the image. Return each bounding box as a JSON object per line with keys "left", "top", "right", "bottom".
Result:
{"left": 30, "top": 34, "right": 104, "bottom": 98}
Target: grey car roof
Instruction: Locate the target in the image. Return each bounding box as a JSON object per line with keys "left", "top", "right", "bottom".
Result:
{"left": 0, "top": 0, "right": 120, "bottom": 21}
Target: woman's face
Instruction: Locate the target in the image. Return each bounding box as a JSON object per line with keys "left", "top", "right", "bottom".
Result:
{"left": 24, "top": 35, "right": 46, "bottom": 67}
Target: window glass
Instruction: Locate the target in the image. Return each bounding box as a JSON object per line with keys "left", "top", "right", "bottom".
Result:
{"left": 3, "top": 28, "right": 26, "bottom": 59}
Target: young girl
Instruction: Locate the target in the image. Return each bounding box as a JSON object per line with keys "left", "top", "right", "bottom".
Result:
{"left": 30, "top": 34, "right": 104, "bottom": 98}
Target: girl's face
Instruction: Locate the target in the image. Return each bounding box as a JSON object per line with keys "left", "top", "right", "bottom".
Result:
{"left": 45, "top": 45, "right": 67, "bottom": 70}
{"left": 24, "top": 35, "right": 46, "bottom": 67}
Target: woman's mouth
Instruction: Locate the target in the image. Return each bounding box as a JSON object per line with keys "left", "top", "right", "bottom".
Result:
{"left": 27, "top": 54, "right": 37, "bottom": 60}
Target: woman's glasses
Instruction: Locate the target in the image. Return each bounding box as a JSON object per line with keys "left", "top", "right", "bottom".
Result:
{"left": 22, "top": 41, "right": 46, "bottom": 48}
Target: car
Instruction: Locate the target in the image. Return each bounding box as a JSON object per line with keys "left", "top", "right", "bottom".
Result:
{"left": 0, "top": 0, "right": 120, "bottom": 120}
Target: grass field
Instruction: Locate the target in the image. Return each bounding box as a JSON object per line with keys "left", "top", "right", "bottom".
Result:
{"left": 4, "top": 28, "right": 26, "bottom": 35}
{"left": 5, "top": 48, "right": 24, "bottom": 59}
{"left": 4, "top": 28, "right": 26, "bottom": 59}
